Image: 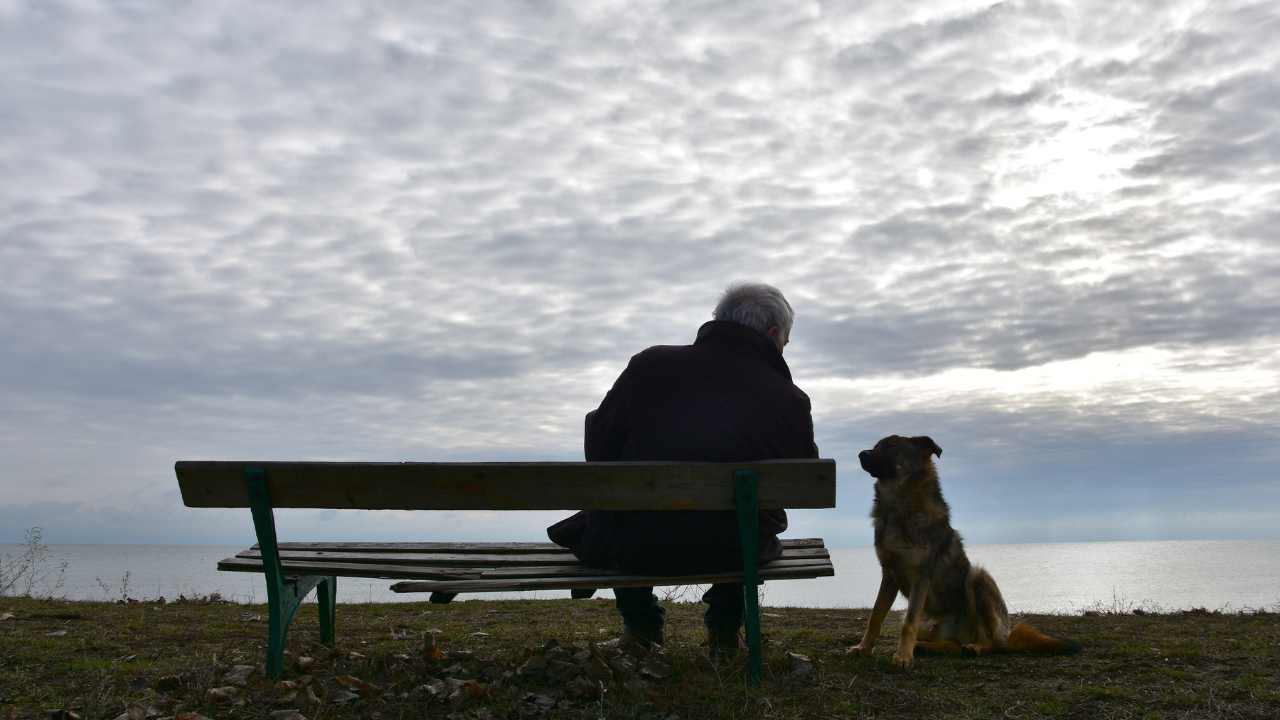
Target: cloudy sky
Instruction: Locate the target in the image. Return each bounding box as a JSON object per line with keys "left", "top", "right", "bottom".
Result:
{"left": 2, "top": 0, "right": 1278, "bottom": 548}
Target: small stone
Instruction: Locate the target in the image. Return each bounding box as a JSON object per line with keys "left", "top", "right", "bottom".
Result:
{"left": 607, "top": 655, "right": 635, "bottom": 677}
{"left": 565, "top": 676, "right": 601, "bottom": 699}
{"left": 639, "top": 654, "right": 673, "bottom": 680}
{"left": 240, "top": 612, "right": 261, "bottom": 622}
{"left": 206, "top": 686, "right": 242, "bottom": 705}
{"left": 0, "top": 612, "right": 15, "bottom": 621}
{"left": 295, "top": 656, "right": 315, "bottom": 672}
{"left": 155, "top": 675, "right": 182, "bottom": 693}
{"left": 517, "top": 655, "right": 548, "bottom": 676}
{"left": 223, "top": 664, "right": 256, "bottom": 686}
{"left": 334, "top": 675, "right": 380, "bottom": 694}
{"left": 46, "top": 630, "right": 68, "bottom": 637}
{"left": 328, "top": 690, "right": 359, "bottom": 704}
{"left": 470, "top": 631, "right": 490, "bottom": 638}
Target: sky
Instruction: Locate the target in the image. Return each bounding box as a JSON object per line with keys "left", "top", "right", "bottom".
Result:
{"left": 2, "top": 0, "right": 1278, "bottom": 548}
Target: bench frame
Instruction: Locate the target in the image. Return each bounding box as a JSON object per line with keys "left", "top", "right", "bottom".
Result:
{"left": 185, "top": 460, "right": 837, "bottom": 685}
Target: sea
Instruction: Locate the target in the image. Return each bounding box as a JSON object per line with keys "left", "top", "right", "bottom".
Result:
{"left": 4, "top": 539, "right": 1277, "bottom": 614}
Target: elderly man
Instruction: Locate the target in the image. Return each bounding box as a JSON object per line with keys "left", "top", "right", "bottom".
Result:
{"left": 548, "top": 283, "right": 819, "bottom": 654}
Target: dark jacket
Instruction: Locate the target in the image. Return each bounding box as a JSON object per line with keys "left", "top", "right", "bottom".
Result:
{"left": 547, "top": 320, "right": 819, "bottom": 574}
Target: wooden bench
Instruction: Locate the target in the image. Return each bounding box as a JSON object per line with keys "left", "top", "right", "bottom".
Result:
{"left": 175, "top": 459, "right": 837, "bottom": 683}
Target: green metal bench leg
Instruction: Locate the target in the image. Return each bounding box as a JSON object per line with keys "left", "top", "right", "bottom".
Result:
{"left": 317, "top": 576, "right": 337, "bottom": 646}
{"left": 735, "top": 469, "right": 763, "bottom": 686}
{"left": 246, "top": 468, "right": 335, "bottom": 678}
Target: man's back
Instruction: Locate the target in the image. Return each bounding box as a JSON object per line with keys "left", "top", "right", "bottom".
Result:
{"left": 554, "top": 320, "right": 818, "bottom": 574}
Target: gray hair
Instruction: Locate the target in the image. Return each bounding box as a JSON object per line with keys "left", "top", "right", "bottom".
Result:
{"left": 713, "top": 282, "right": 795, "bottom": 341}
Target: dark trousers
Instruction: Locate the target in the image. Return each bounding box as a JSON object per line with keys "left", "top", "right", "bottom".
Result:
{"left": 614, "top": 583, "right": 744, "bottom": 642}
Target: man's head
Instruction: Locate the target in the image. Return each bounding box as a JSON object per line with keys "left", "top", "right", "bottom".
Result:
{"left": 713, "top": 282, "right": 794, "bottom": 353}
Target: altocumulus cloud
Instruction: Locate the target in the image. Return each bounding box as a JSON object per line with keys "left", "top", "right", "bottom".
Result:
{"left": 1, "top": 0, "right": 1278, "bottom": 546}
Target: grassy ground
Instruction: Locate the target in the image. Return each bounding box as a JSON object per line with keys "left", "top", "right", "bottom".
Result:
{"left": 1, "top": 595, "right": 1278, "bottom": 719}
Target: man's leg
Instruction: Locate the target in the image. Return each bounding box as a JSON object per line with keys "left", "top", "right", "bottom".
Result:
{"left": 614, "top": 586, "right": 665, "bottom": 645}
{"left": 703, "top": 583, "right": 745, "bottom": 654}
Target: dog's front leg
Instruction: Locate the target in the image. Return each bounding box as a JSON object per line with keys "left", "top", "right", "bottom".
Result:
{"left": 893, "top": 577, "right": 930, "bottom": 669}
{"left": 847, "top": 573, "right": 898, "bottom": 656}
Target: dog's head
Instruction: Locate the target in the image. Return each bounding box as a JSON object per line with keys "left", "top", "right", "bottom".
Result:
{"left": 858, "top": 435, "right": 942, "bottom": 481}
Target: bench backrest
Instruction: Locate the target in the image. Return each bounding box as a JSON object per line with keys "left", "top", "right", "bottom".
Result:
{"left": 176, "top": 460, "right": 836, "bottom": 511}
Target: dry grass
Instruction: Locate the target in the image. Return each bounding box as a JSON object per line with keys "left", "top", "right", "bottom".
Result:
{"left": 1, "top": 595, "right": 1278, "bottom": 719}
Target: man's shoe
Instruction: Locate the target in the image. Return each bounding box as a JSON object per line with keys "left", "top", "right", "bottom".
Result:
{"left": 600, "top": 627, "right": 663, "bottom": 656}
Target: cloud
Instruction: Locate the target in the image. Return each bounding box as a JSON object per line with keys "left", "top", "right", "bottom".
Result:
{"left": 1, "top": 0, "right": 1278, "bottom": 545}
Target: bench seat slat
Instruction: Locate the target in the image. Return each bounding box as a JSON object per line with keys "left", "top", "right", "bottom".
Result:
{"left": 389, "top": 562, "right": 835, "bottom": 593}
{"left": 218, "top": 556, "right": 834, "bottom": 583}
{"left": 255, "top": 537, "right": 828, "bottom": 554}
{"left": 237, "top": 545, "right": 828, "bottom": 568}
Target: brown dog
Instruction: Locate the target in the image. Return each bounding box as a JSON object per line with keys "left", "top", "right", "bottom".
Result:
{"left": 847, "top": 435, "right": 1081, "bottom": 668}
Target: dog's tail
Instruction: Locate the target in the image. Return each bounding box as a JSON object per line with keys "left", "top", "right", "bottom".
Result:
{"left": 1005, "top": 622, "right": 1082, "bottom": 655}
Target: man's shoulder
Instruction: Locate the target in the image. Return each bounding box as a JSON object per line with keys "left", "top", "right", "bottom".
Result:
{"left": 628, "top": 343, "right": 694, "bottom": 366}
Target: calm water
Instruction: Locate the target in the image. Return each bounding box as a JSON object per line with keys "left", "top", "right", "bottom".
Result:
{"left": 4, "top": 540, "right": 1278, "bottom": 613}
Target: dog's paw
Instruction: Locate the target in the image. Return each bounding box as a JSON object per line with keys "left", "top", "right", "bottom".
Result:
{"left": 844, "top": 643, "right": 873, "bottom": 657}
{"left": 892, "top": 650, "right": 914, "bottom": 669}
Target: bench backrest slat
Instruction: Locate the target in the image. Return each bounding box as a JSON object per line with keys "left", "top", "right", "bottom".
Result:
{"left": 175, "top": 460, "right": 836, "bottom": 511}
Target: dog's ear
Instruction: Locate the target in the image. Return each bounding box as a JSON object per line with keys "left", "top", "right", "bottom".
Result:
{"left": 911, "top": 435, "right": 942, "bottom": 458}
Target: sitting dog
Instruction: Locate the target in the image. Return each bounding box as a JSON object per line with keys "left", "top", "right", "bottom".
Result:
{"left": 848, "top": 435, "right": 1081, "bottom": 667}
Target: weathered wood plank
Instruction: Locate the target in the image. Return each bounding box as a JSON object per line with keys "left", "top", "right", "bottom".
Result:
{"left": 477, "top": 557, "right": 832, "bottom": 579}
{"left": 255, "top": 537, "right": 828, "bottom": 554}
{"left": 218, "top": 556, "right": 834, "bottom": 584}
{"left": 218, "top": 550, "right": 834, "bottom": 586}
{"left": 237, "top": 545, "right": 829, "bottom": 568}
{"left": 217, "top": 557, "right": 485, "bottom": 580}
{"left": 389, "top": 563, "right": 836, "bottom": 593}
{"left": 176, "top": 459, "right": 836, "bottom": 510}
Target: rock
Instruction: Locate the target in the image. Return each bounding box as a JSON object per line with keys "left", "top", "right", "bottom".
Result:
{"left": 206, "top": 686, "right": 243, "bottom": 705}
{"left": 295, "top": 656, "right": 315, "bottom": 672}
{"left": 223, "top": 664, "right": 256, "bottom": 686}
{"left": 786, "top": 651, "right": 815, "bottom": 681}
{"left": 420, "top": 679, "right": 449, "bottom": 699}
{"left": 584, "top": 656, "right": 612, "bottom": 682}
{"left": 517, "top": 655, "right": 548, "bottom": 676}
{"left": 639, "top": 654, "right": 673, "bottom": 680}
{"left": 46, "top": 630, "right": 68, "bottom": 637}
{"left": 270, "top": 711, "right": 307, "bottom": 720}
{"left": 517, "top": 692, "right": 557, "bottom": 718}
{"left": 606, "top": 655, "right": 635, "bottom": 677}
{"left": 334, "top": 675, "right": 380, "bottom": 695}
{"left": 0, "top": 613, "right": 15, "bottom": 621}
{"left": 565, "top": 676, "right": 601, "bottom": 699}
{"left": 239, "top": 612, "right": 261, "bottom": 622}
{"left": 156, "top": 674, "right": 184, "bottom": 692}
{"left": 547, "top": 659, "right": 578, "bottom": 681}
{"left": 328, "top": 690, "right": 359, "bottom": 704}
